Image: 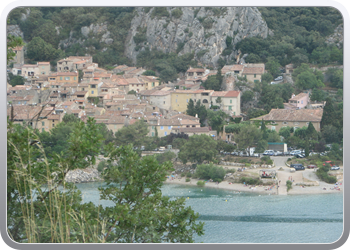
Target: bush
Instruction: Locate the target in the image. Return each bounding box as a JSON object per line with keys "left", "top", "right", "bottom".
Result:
{"left": 195, "top": 163, "right": 226, "bottom": 181}
{"left": 97, "top": 160, "right": 109, "bottom": 172}
{"left": 186, "top": 172, "right": 192, "bottom": 178}
{"left": 316, "top": 165, "right": 338, "bottom": 184}
{"left": 197, "top": 181, "right": 205, "bottom": 187}
{"left": 185, "top": 178, "right": 191, "bottom": 182}
{"left": 171, "top": 8, "right": 183, "bottom": 19}
{"left": 286, "top": 180, "right": 293, "bottom": 192}
{"left": 181, "top": 172, "right": 186, "bottom": 177}
{"left": 240, "top": 177, "right": 262, "bottom": 185}
{"left": 226, "top": 169, "right": 235, "bottom": 174}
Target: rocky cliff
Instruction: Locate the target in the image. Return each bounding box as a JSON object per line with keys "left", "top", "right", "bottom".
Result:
{"left": 125, "top": 7, "right": 272, "bottom": 67}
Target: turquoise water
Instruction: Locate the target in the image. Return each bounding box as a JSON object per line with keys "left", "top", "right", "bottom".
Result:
{"left": 75, "top": 182, "right": 344, "bottom": 243}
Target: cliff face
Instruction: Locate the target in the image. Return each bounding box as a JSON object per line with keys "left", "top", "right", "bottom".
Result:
{"left": 125, "top": 7, "right": 272, "bottom": 67}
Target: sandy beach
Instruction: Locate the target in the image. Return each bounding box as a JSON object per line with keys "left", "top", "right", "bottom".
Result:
{"left": 165, "top": 162, "right": 343, "bottom": 195}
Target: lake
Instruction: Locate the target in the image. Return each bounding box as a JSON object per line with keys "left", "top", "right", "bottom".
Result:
{"left": 75, "top": 182, "right": 343, "bottom": 243}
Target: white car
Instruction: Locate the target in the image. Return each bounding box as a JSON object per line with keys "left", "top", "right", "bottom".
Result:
{"left": 274, "top": 76, "right": 283, "bottom": 81}
{"left": 270, "top": 82, "right": 277, "bottom": 85}
{"left": 290, "top": 150, "right": 302, "bottom": 156}
{"left": 274, "top": 151, "right": 283, "bottom": 156}
{"left": 331, "top": 166, "right": 340, "bottom": 170}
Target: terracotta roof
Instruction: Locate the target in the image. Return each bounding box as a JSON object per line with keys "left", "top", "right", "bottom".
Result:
{"left": 289, "top": 93, "right": 309, "bottom": 101}
{"left": 114, "top": 65, "right": 128, "bottom": 70}
{"left": 51, "top": 72, "right": 79, "bottom": 76}
{"left": 126, "top": 78, "right": 143, "bottom": 84}
{"left": 187, "top": 68, "right": 205, "bottom": 73}
{"left": 170, "top": 113, "right": 199, "bottom": 121}
{"left": 176, "top": 127, "right": 210, "bottom": 133}
{"left": 224, "top": 91, "right": 240, "bottom": 97}
{"left": 158, "top": 119, "right": 181, "bottom": 126}
{"left": 37, "top": 62, "right": 50, "bottom": 65}
{"left": 47, "top": 114, "right": 61, "bottom": 120}
{"left": 22, "top": 64, "right": 38, "bottom": 68}
{"left": 180, "top": 119, "right": 200, "bottom": 125}
{"left": 251, "top": 109, "right": 323, "bottom": 122}
{"left": 74, "top": 91, "right": 88, "bottom": 95}
{"left": 242, "top": 67, "right": 264, "bottom": 74}
{"left": 211, "top": 91, "right": 228, "bottom": 97}
{"left": 222, "top": 65, "right": 244, "bottom": 72}
{"left": 150, "top": 90, "right": 172, "bottom": 96}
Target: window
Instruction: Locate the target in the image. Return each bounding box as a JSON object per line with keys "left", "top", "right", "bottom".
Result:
{"left": 186, "top": 99, "right": 188, "bottom": 102}
{"left": 152, "top": 82, "right": 155, "bottom": 87}
{"left": 91, "top": 85, "right": 96, "bottom": 88}
{"left": 176, "top": 99, "right": 177, "bottom": 103}
{"left": 228, "top": 106, "right": 232, "bottom": 110}
{"left": 42, "top": 122, "right": 45, "bottom": 126}
{"left": 283, "top": 122, "right": 288, "bottom": 125}
{"left": 74, "top": 77, "right": 77, "bottom": 80}
{"left": 271, "top": 126, "right": 276, "bottom": 131}
{"left": 230, "top": 99, "right": 232, "bottom": 104}
{"left": 160, "top": 126, "right": 164, "bottom": 130}
{"left": 301, "top": 100, "right": 303, "bottom": 104}
{"left": 42, "top": 128, "right": 45, "bottom": 132}
{"left": 60, "top": 77, "right": 62, "bottom": 80}
{"left": 65, "top": 77, "right": 70, "bottom": 80}
{"left": 294, "top": 122, "right": 299, "bottom": 125}
{"left": 168, "top": 126, "right": 171, "bottom": 130}
{"left": 254, "top": 74, "right": 256, "bottom": 78}
{"left": 152, "top": 132, "right": 154, "bottom": 137}
{"left": 91, "top": 91, "right": 94, "bottom": 94}
{"left": 164, "top": 132, "right": 167, "bottom": 136}
{"left": 114, "top": 125, "right": 117, "bottom": 130}
{"left": 152, "top": 126, "right": 155, "bottom": 129}
{"left": 52, "top": 124, "right": 55, "bottom": 127}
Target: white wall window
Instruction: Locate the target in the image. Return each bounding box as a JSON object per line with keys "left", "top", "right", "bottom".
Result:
{"left": 164, "top": 132, "right": 167, "bottom": 136}
{"left": 160, "top": 126, "right": 164, "bottom": 130}
{"left": 168, "top": 126, "right": 172, "bottom": 130}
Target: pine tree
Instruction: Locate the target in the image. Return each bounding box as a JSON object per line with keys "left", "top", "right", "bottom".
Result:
{"left": 186, "top": 99, "right": 196, "bottom": 116}
{"left": 321, "top": 97, "right": 337, "bottom": 129}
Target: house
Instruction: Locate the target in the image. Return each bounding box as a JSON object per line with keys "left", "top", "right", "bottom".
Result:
{"left": 242, "top": 64, "right": 265, "bottom": 83}
{"left": 251, "top": 108, "right": 324, "bottom": 133}
{"left": 211, "top": 91, "right": 241, "bottom": 115}
{"left": 126, "top": 78, "right": 145, "bottom": 93}
{"left": 57, "top": 56, "right": 93, "bottom": 72}
{"left": 9, "top": 46, "right": 24, "bottom": 65}
{"left": 88, "top": 82, "right": 103, "bottom": 98}
{"left": 285, "top": 64, "right": 294, "bottom": 74}
{"left": 185, "top": 67, "right": 207, "bottom": 84}
{"left": 221, "top": 64, "right": 244, "bottom": 76}
{"left": 37, "top": 62, "right": 51, "bottom": 75}
{"left": 284, "top": 93, "right": 309, "bottom": 110}
{"left": 141, "top": 90, "right": 172, "bottom": 110}
{"left": 139, "top": 75, "right": 160, "bottom": 90}
{"left": 49, "top": 72, "right": 79, "bottom": 84}
{"left": 171, "top": 127, "right": 217, "bottom": 138}
{"left": 147, "top": 118, "right": 181, "bottom": 137}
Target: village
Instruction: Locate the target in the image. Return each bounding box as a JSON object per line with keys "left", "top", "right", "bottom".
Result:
{"left": 7, "top": 46, "right": 326, "bottom": 145}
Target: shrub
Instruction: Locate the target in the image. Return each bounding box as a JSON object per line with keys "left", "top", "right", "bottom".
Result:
{"left": 226, "top": 169, "right": 235, "bottom": 174}
{"left": 171, "top": 8, "right": 183, "bottom": 19}
{"left": 286, "top": 180, "right": 293, "bottom": 192}
{"left": 197, "top": 181, "right": 205, "bottom": 187}
{"left": 186, "top": 178, "right": 191, "bottom": 182}
{"left": 181, "top": 172, "right": 186, "bottom": 177}
{"left": 240, "top": 177, "right": 261, "bottom": 185}
{"left": 186, "top": 172, "right": 192, "bottom": 178}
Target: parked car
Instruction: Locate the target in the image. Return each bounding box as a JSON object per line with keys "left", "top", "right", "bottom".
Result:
{"left": 263, "top": 150, "right": 275, "bottom": 156}
{"left": 290, "top": 163, "right": 305, "bottom": 171}
{"left": 275, "top": 76, "right": 283, "bottom": 81}
{"left": 331, "top": 166, "right": 340, "bottom": 170}
{"left": 274, "top": 151, "right": 283, "bottom": 156}
{"left": 290, "top": 150, "right": 302, "bottom": 156}
{"left": 307, "top": 164, "right": 317, "bottom": 169}
{"left": 296, "top": 154, "right": 305, "bottom": 158}
{"left": 270, "top": 81, "right": 277, "bottom": 85}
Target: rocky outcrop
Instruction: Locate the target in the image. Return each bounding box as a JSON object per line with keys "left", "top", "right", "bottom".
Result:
{"left": 7, "top": 25, "right": 24, "bottom": 38}
{"left": 125, "top": 7, "right": 271, "bottom": 68}
{"left": 325, "top": 24, "right": 343, "bottom": 48}
{"left": 81, "top": 23, "right": 114, "bottom": 45}
{"left": 65, "top": 168, "right": 102, "bottom": 183}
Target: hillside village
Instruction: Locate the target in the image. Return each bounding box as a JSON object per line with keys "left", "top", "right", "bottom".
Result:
{"left": 7, "top": 48, "right": 328, "bottom": 146}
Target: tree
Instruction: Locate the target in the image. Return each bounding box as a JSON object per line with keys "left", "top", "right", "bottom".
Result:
{"left": 295, "top": 70, "right": 324, "bottom": 90}
{"left": 235, "top": 125, "right": 263, "bottom": 152}
{"left": 186, "top": 99, "right": 196, "bottom": 116}
{"left": 8, "top": 73, "right": 25, "bottom": 87}
{"left": 265, "top": 57, "right": 281, "bottom": 77}
{"left": 7, "top": 119, "right": 204, "bottom": 243}
{"left": 178, "top": 134, "right": 218, "bottom": 164}
{"left": 115, "top": 120, "right": 149, "bottom": 147}
{"left": 195, "top": 163, "right": 226, "bottom": 182}
{"left": 27, "top": 37, "right": 64, "bottom": 61}
{"left": 207, "top": 110, "right": 228, "bottom": 133}
{"left": 320, "top": 97, "right": 337, "bottom": 129}
{"left": 142, "top": 70, "right": 157, "bottom": 76}
{"left": 310, "top": 88, "right": 327, "bottom": 102}
{"left": 279, "top": 126, "right": 293, "bottom": 140}
{"left": 241, "top": 90, "right": 254, "bottom": 105}
{"left": 194, "top": 100, "right": 207, "bottom": 126}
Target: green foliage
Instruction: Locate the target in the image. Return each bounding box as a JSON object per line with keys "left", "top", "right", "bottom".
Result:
{"left": 186, "top": 178, "right": 191, "bottom": 182}
{"left": 240, "top": 177, "right": 262, "bottom": 185}
{"left": 8, "top": 116, "right": 204, "bottom": 243}
{"left": 195, "top": 164, "right": 226, "bottom": 182}
{"left": 27, "top": 37, "right": 64, "bottom": 61}
{"left": 7, "top": 34, "right": 25, "bottom": 64}
{"left": 279, "top": 126, "right": 293, "bottom": 140}
{"left": 8, "top": 73, "right": 25, "bottom": 87}
{"left": 178, "top": 134, "right": 218, "bottom": 164}
{"left": 127, "top": 90, "right": 137, "bottom": 95}
{"left": 246, "top": 109, "right": 268, "bottom": 120}
{"left": 286, "top": 180, "right": 293, "bottom": 192}
{"left": 97, "top": 159, "right": 111, "bottom": 172}
{"left": 326, "top": 68, "right": 343, "bottom": 89}
{"left": 115, "top": 120, "right": 149, "bottom": 147}
{"left": 235, "top": 125, "right": 263, "bottom": 150}
{"left": 310, "top": 88, "right": 327, "bottom": 102}
{"left": 197, "top": 181, "right": 205, "bottom": 187}
{"left": 142, "top": 70, "right": 157, "bottom": 76}
{"left": 316, "top": 164, "right": 337, "bottom": 184}
{"left": 155, "top": 151, "right": 176, "bottom": 164}
{"left": 241, "top": 90, "right": 254, "bottom": 105}
{"left": 207, "top": 109, "right": 228, "bottom": 133}
{"left": 151, "top": 7, "right": 170, "bottom": 18}
{"left": 171, "top": 8, "right": 183, "bottom": 19}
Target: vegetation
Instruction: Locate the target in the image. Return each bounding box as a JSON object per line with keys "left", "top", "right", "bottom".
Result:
{"left": 286, "top": 180, "right": 293, "bottom": 192}
{"left": 197, "top": 181, "right": 206, "bottom": 187}
{"left": 7, "top": 116, "right": 204, "bottom": 243}
{"left": 194, "top": 163, "right": 226, "bottom": 182}
{"left": 316, "top": 164, "right": 337, "bottom": 184}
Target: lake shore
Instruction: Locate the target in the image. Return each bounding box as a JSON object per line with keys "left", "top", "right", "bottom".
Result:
{"left": 164, "top": 174, "right": 343, "bottom": 195}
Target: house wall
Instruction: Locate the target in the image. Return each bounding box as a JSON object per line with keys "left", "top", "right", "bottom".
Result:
{"left": 128, "top": 83, "right": 146, "bottom": 93}
{"left": 106, "top": 123, "right": 125, "bottom": 134}
{"left": 265, "top": 121, "right": 321, "bottom": 133}
{"left": 244, "top": 74, "right": 262, "bottom": 83}
{"left": 38, "top": 64, "right": 50, "bottom": 75}
{"left": 221, "top": 96, "right": 241, "bottom": 115}
{"left": 149, "top": 95, "right": 171, "bottom": 110}
{"left": 56, "top": 74, "right": 79, "bottom": 84}
{"left": 149, "top": 125, "right": 174, "bottom": 137}
{"left": 171, "top": 92, "right": 194, "bottom": 112}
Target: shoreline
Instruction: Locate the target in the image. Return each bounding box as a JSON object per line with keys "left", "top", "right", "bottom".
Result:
{"left": 164, "top": 176, "right": 343, "bottom": 195}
